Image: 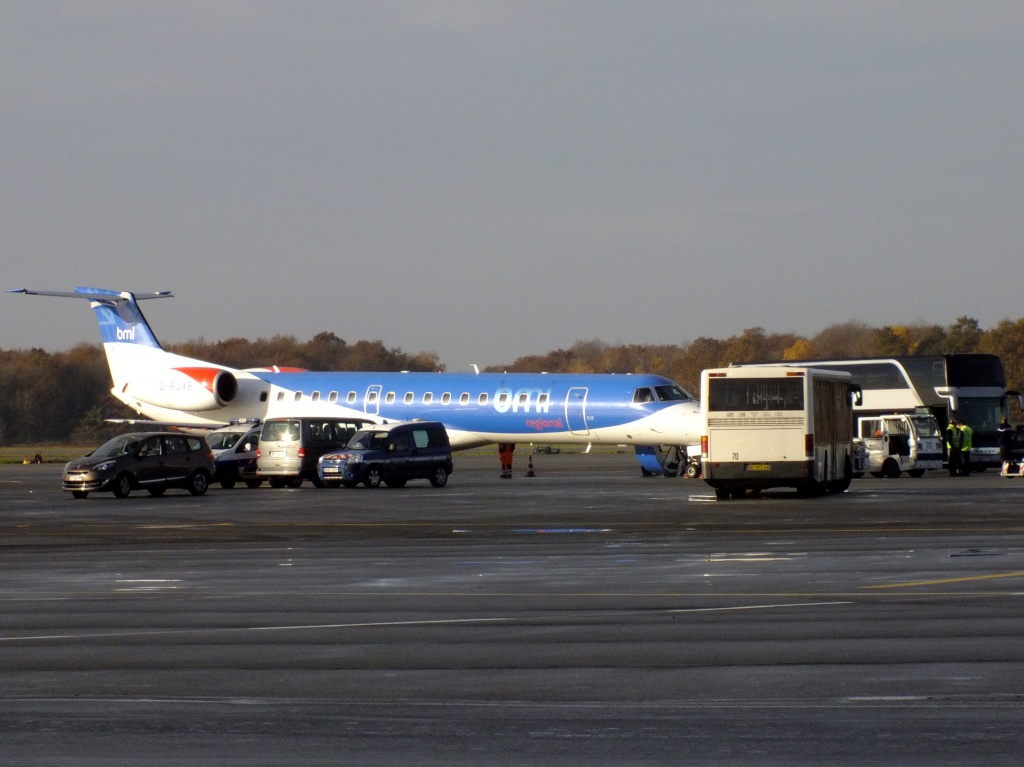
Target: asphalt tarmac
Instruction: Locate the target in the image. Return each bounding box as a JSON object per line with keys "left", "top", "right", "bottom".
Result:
{"left": 1, "top": 452, "right": 1023, "bottom": 765}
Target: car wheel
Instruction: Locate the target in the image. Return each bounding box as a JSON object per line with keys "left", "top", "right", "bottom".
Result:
{"left": 219, "top": 478, "right": 237, "bottom": 489}
{"left": 244, "top": 479, "right": 263, "bottom": 489}
{"left": 286, "top": 476, "right": 303, "bottom": 488}
{"left": 312, "top": 476, "right": 326, "bottom": 488}
{"left": 364, "top": 467, "right": 383, "bottom": 488}
{"left": 429, "top": 465, "right": 449, "bottom": 487}
{"left": 882, "top": 458, "right": 901, "bottom": 479}
{"left": 112, "top": 473, "right": 132, "bottom": 498}
{"left": 341, "top": 480, "right": 358, "bottom": 488}
{"left": 188, "top": 470, "right": 210, "bottom": 496}
{"left": 71, "top": 491, "right": 89, "bottom": 499}
{"left": 148, "top": 487, "right": 166, "bottom": 497}
{"left": 269, "top": 477, "right": 286, "bottom": 488}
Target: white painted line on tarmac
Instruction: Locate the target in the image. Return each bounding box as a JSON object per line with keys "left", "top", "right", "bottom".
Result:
{"left": 0, "top": 616, "right": 515, "bottom": 644}
{"left": 668, "top": 601, "right": 852, "bottom": 614}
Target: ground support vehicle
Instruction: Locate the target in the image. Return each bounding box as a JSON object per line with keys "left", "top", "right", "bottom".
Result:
{"left": 213, "top": 424, "right": 262, "bottom": 488}
{"left": 701, "top": 365, "right": 861, "bottom": 499}
{"left": 854, "top": 413, "right": 943, "bottom": 478}
{"left": 318, "top": 421, "right": 453, "bottom": 489}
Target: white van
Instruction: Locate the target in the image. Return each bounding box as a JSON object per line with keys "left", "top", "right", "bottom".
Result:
{"left": 855, "top": 413, "right": 943, "bottom": 478}
{"left": 257, "top": 417, "right": 371, "bottom": 488}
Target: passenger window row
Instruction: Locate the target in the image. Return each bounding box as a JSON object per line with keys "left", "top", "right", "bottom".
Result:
{"left": 274, "top": 389, "right": 549, "bottom": 407}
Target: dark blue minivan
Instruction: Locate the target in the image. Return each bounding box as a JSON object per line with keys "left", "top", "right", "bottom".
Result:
{"left": 317, "top": 421, "right": 453, "bottom": 488}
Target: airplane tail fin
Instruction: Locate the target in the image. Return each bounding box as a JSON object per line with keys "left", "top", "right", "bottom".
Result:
{"left": 9, "top": 286, "right": 172, "bottom": 350}
{"left": 9, "top": 287, "right": 254, "bottom": 423}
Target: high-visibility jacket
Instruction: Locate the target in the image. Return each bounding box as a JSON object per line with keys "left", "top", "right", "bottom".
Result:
{"left": 959, "top": 424, "right": 973, "bottom": 451}
{"left": 946, "top": 424, "right": 961, "bottom": 450}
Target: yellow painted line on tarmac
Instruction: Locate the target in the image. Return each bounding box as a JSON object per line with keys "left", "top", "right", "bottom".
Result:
{"left": 863, "top": 571, "right": 1024, "bottom": 589}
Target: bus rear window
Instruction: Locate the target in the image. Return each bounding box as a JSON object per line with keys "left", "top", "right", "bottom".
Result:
{"left": 708, "top": 378, "right": 804, "bottom": 411}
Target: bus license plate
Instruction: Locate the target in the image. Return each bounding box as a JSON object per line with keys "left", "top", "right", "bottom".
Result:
{"left": 746, "top": 463, "right": 771, "bottom": 471}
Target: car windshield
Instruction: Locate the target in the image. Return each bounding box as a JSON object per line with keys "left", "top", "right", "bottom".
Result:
{"left": 911, "top": 417, "right": 939, "bottom": 438}
{"left": 347, "top": 430, "right": 390, "bottom": 450}
{"left": 92, "top": 434, "right": 144, "bottom": 458}
{"left": 206, "top": 432, "right": 242, "bottom": 450}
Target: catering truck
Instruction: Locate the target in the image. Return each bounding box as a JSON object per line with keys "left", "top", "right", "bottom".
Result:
{"left": 854, "top": 413, "right": 943, "bottom": 478}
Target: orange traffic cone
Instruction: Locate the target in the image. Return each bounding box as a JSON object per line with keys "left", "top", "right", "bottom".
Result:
{"left": 525, "top": 454, "right": 536, "bottom": 477}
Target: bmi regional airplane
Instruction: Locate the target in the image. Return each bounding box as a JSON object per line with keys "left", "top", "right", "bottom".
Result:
{"left": 12, "top": 287, "right": 701, "bottom": 475}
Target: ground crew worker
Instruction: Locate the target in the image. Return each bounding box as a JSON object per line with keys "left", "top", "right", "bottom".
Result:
{"left": 945, "top": 419, "right": 961, "bottom": 477}
{"left": 498, "top": 443, "right": 515, "bottom": 479}
{"left": 998, "top": 417, "right": 1014, "bottom": 473}
{"left": 958, "top": 420, "right": 973, "bottom": 475}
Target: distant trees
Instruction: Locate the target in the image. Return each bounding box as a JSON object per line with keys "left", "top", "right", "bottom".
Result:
{"left": 0, "top": 316, "right": 1019, "bottom": 444}
{"left": 490, "top": 318, "right": 1011, "bottom": 396}
{"left": 0, "top": 335, "right": 442, "bottom": 445}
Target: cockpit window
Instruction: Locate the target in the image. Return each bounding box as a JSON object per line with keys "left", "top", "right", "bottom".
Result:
{"left": 633, "top": 387, "right": 656, "bottom": 404}
{"left": 654, "top": 384, "right": 693, "bottom": 402}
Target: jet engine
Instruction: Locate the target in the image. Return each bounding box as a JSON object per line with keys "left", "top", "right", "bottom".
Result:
{"left": 118, "top": 367, "right": 238, "bottom": 412}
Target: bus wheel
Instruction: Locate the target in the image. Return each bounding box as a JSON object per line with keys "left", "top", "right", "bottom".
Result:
{"left": 797, "top": 480, "right": 826, "bottom": 497}
{"left": 827, "top": 458, "right": 853, "bottom": 494}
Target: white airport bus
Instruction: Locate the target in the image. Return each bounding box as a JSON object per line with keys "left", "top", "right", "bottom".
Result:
{"left": 701, "top": 365, "right": 861, "bottom": 499}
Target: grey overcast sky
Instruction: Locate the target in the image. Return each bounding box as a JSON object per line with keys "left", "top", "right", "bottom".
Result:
{"left": 2, "top": 1, "right": 1022, "bottom": 369}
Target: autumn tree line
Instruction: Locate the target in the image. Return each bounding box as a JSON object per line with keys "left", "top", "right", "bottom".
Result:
{"left": 2, "top": 317, "right": 1023, "bottom": 445}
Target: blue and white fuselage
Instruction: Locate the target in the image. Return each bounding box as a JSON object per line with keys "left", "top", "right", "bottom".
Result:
{"left": 257, "top": 370, "right": 699, "bottom": 449}
{"left": 10, "top": 287, "right": 702, "bottom": 453}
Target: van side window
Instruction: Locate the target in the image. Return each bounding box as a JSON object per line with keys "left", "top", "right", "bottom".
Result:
{"left": 412, "top": 429, "right": 430, "bottom": 449}
{"left": 391, "top": 431, "right": 410, "bottom": 451}
{"left": 427, "top": 427, "right": 448, "bottom": 448}
{"left": 138, "top": 437, "right": 162, "bottom": 457}
{"left": 165, "top": 436, "right": 188, "bottom": 455}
